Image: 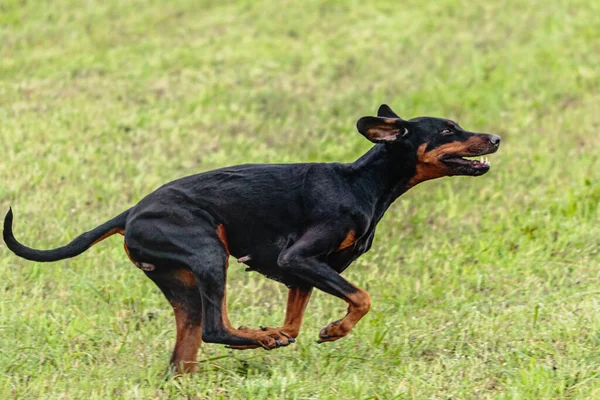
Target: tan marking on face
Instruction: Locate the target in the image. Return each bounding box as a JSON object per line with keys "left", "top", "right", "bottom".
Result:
{"left": 408, "top": 136, "right": 489, "bottom": 188}
{"left": 336, "top": 230, "right": 356, "bottom": 251}
{"left": 407, "top": 143, "right": 450, "bottom": 188}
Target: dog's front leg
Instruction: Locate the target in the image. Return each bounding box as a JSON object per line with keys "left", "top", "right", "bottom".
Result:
{"left": 276, "top": 225, "right": 372, "bottom": 343}
{"left": 229, "top": 286, "right": 313, "bottom": 350}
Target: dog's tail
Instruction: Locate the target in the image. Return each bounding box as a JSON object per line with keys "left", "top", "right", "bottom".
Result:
{"left": 3, "top": 207, "right": 130, "bottom": 262}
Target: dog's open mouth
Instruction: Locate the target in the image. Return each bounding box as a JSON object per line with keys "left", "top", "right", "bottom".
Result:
{"left": 440, "top": 152, "right": 495, "bottom": 176}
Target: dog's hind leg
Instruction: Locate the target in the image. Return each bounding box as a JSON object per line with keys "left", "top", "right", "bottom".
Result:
{"left": 126, "top": 216, "right": 292, "bottom": 355}
{"left": 187, "top": 225, "right": 294, "bottom": 350}
{"left": 144, "top": 267, "right": 203, "bottom": 374}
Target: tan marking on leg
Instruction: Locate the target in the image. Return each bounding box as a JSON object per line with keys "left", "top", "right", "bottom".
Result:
{"left": 342, "top": 288, "right": 371, "bottom": 329}
{"left": 171, "top": 303, "right": 203, "bottom": 374}
{"left": 336, "top": 230, "right": 356, "bottom": 252}
{"left": 280, "top": 287, "right": 313, "bottom": 337}
{"left": 318, "top": 284, "right": 371, "bottom": 343}
{"left": 228, "top": 287, "right": 312, "bottom": 350}
{"left": 215, "top": 224, "right": 233, "bottom": 329}
{"left": 221, "top": 254, "right": 234, "bottom": 330}
{"left": 213, "top": 224, "right": 294, "bottom": 349}
{"left": 173, "top": 269, "right": 196, "bottom": 287}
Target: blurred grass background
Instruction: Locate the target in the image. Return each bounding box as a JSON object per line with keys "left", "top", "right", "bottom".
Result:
{"left": 1, "top": 0, "right": 599, "bottom": 398}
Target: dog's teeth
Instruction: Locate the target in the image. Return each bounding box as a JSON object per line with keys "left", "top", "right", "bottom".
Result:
{"left": 480, "top": 157, "right": 484, "bottom": 163}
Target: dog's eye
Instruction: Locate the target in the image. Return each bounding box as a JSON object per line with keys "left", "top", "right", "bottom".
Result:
{"left": 440, "top": 129, "right": 453, "bottom": 135}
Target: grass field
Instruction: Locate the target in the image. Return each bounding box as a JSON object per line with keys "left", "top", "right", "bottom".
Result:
{"left": 1, "top": 0, "right": 600, "bottom": 398}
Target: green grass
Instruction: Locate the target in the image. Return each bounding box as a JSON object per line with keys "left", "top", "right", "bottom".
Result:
{"left": 1, "top": 0, "right": 600, "bottom": 398}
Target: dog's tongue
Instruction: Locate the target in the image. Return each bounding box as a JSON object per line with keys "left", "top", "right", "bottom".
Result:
{"left": 470, "top": 157, "right": 490, "bottom": 168}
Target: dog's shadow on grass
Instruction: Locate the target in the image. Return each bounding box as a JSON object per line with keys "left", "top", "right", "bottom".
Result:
{"left": 158, "top": 350, "right": 276, "bottom": 384}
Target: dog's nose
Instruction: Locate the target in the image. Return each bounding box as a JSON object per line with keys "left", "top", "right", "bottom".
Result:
{"left": 489, "top": 135, "right": 501, "bottom": 147}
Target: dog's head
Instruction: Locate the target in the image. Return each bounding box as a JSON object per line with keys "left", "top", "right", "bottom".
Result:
{"left": 357, "top": 104, "right": 501, "bottom": 183}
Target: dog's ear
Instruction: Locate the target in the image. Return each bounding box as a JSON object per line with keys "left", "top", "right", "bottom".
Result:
{"left": 356, "top": 116, "right": 410, "bottom": 143}
{"left": 377, "top": 104, "right": 401, "bottom": 119}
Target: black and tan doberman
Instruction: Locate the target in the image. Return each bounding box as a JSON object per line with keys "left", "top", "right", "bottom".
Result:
{"left": 3, "top": 104, "right": 500, "bottom": 373}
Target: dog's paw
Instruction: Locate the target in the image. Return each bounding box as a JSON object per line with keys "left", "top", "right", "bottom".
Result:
{"left": 226, "top": 328, "right": 296, "bottom": 350}
{"left": 316, "top": 319, "right": 348, "bottom": 343}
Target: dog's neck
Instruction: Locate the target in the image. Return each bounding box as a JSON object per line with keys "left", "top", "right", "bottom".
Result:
{"left": 350, "top": 143, "right": 418, "bottom": 221}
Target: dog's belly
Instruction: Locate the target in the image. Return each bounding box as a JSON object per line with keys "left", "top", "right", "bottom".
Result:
{"left": 229, "top": 235, "right": 296, "bottom": 285}
{"left": 230, "top": 233, "right": 373, "bottom": 287}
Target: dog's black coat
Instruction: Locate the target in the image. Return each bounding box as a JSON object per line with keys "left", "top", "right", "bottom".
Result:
{"left": 126, "top": 146, "right": 412, "bottom": 284}
{"left": 3, "top": 104, "right": 500, "bottom": 372}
